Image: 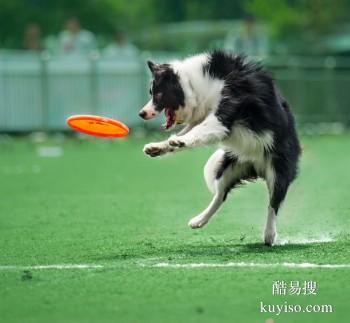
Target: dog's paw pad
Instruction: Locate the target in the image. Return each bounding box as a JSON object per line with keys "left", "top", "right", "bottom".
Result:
{"left": 188, "top": 216, "right": 207, "bottom": 229}
{"left": 143, "top": 144, "right": 164, "bottom": 157}
{"left": 169, "top": 138, "right": 185, "bottom": 148}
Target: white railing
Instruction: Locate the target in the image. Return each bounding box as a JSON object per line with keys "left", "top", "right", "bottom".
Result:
{"left": 0, "top": 51, "right": 349, "bottom": 131}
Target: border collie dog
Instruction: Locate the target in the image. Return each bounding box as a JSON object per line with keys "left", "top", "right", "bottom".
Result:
{"left": 139, "top": 50, "right": 300, "bottom": 246}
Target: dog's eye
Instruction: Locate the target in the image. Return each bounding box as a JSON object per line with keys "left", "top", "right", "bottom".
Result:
{"left": 149, "top": 88, "right": 152, "bottom": 95}
{"left": 154, "top": 92, "right": 162, "bottom": 101}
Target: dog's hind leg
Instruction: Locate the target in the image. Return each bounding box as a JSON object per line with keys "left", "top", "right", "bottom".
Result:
{"left": 189, "top": 150, "right": 252, "bottom": 229}
{"left": 188, "top": 149, "right": 226, "bottom": 228}
{"left": 203, "top": 149, "right": 225, "bottom": 194}
{"left": 188, "top": 184, "right": 225, "bottom": 229}
{"left": 264, "top": 162, "right": 291, "bottom": 246}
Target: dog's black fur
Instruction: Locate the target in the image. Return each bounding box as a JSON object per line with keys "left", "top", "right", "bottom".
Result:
{"left": 206, "top": 50, "right": 301, "bottom": 212}
{"left": 141, "top": 50, "right": 301, "bottom": 244}
{"left": 147, "top": 61, "right": 185, "bottom": 112}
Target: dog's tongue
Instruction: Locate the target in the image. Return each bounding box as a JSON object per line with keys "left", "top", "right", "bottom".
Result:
{"left": 161, "top": 108, "right": 175, "bottom": 130}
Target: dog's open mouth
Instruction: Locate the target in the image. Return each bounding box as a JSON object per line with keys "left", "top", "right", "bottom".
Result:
{"left": 161, "top": 108, "right": 176, "bottom": 130}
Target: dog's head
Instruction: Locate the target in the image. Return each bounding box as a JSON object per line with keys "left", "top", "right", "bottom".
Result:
{"left": 139, "top": 61, "right": 185, "bottom": 130}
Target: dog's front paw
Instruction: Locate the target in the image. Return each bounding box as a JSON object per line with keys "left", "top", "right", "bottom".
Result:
{"left": 168, "top": 137, "right": 186, "bottom": 148}
{"left": 188, "top": 215, "right": 208, "bottom": 229}
{"left": 143, "top": 143, "right": 168, "bottom": 157}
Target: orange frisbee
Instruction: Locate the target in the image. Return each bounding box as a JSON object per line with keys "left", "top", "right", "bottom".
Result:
{"left": 66, "top": 115, "right": 129, "bottom": 138}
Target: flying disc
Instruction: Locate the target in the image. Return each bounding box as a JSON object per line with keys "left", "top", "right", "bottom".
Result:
{"left": 66, "top": 115, "right": 129, "bottom": 138}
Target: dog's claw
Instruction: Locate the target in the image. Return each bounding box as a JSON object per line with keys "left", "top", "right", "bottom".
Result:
{"left": 169, "top": 139, "right": 185, "bottom": 148}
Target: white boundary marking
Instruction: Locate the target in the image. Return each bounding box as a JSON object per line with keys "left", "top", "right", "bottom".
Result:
{"left": 146, "top": 262, "right": 350, "bottom": 269}
{"left": 277, "top": 236, "right": 335, "bottom": 245}
{"left": 0, "top": 264, "right": 103, "bottom": 271}
{"left": 1, "top": 261, "right": 350, "bottom": 271}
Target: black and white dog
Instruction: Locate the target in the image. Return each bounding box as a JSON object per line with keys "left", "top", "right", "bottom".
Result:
{"left": 139, "top": 50, "right": 300, "bottom": 246}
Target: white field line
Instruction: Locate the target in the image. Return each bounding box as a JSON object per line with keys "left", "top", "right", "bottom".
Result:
{"left": 146, "top": 262, "right": 350, "bottom": 269}
{"left": 277, "top": 236, "right": 335, "bottom": 245}
{"left": 1, "top": 260, "right": 350, "bottom": 271}
{"left": 0, "top": 264, "right": 103, "bottom": 271}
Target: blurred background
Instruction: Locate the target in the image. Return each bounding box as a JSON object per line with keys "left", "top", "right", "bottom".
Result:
{"left": 2, "top": 3, "right": 350, "bottom": 322}
{"left": 1, "top": 0, "right": 350, "bottom": 133}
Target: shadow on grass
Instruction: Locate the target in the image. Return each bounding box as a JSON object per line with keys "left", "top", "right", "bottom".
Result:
{"left": 242, "top": 242, "right": 312, "bottom": 253}
{"left": 172, "top": 242, "right": 316, "bottom": 259}
{"left": 92, "top": 240, "right": 336, "bottom": 262}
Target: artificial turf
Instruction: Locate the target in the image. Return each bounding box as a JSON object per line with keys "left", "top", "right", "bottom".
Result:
{"left": 0, "top": 134, "right": 349, "bottom": 323}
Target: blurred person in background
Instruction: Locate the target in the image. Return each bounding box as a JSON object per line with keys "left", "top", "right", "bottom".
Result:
{"left": 103, "top": 29, "right": 139, "bottom": 57}
{"left": 23, "top": 22, "right": 42, "bottom": 51}
{"left": 58, "top": 17, "right": 97, "bottom": 55}
{"left": 225, "top": 16, "right": 268, "bottom": 58}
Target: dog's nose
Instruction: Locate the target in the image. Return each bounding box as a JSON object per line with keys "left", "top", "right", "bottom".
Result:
{"left": 139, "top": 110, "right": 147, "bottom": 119}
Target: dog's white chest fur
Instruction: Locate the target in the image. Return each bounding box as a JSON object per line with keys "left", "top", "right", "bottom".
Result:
{"left": 223, "top": 125, "right": 274, "bottom": 165}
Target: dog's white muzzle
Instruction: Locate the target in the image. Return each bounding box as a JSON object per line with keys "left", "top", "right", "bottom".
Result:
{"left": 139, "top": 100, "right": 159, "bottom": 120}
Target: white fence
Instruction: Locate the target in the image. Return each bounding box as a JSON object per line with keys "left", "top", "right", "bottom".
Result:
{"left": 0, "top": 52, "right": 148, "bottom": 131}
{"left": 0, "top": 51, "right": 349, "bottom": 131}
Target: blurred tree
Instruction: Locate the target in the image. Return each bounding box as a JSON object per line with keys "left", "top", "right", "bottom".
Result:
{"left": 0, "top": 0, "right": 246, "bottom": 49}
{"left": 152, "top": 0, "right": 245, "bottom": 22}
{"left": 0, "top": 0, "right": 120, "bottom": 48}
{"left": 184, "top": 0, "right": 245, "bottom": 20}
{"left": 244, "top": 0, "right": 349, "bottom": 54}
{"left": 1, "top": 0, "right": 349, "bottom": 53}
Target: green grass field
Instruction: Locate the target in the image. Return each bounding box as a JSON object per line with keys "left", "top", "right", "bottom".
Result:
{"left": 1, "top": 134, "right": 350, "bottom": 323}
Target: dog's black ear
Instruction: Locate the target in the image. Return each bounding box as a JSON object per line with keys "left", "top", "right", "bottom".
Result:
{"left": 147, "top": 60, "right": 158, "bottom": 74}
